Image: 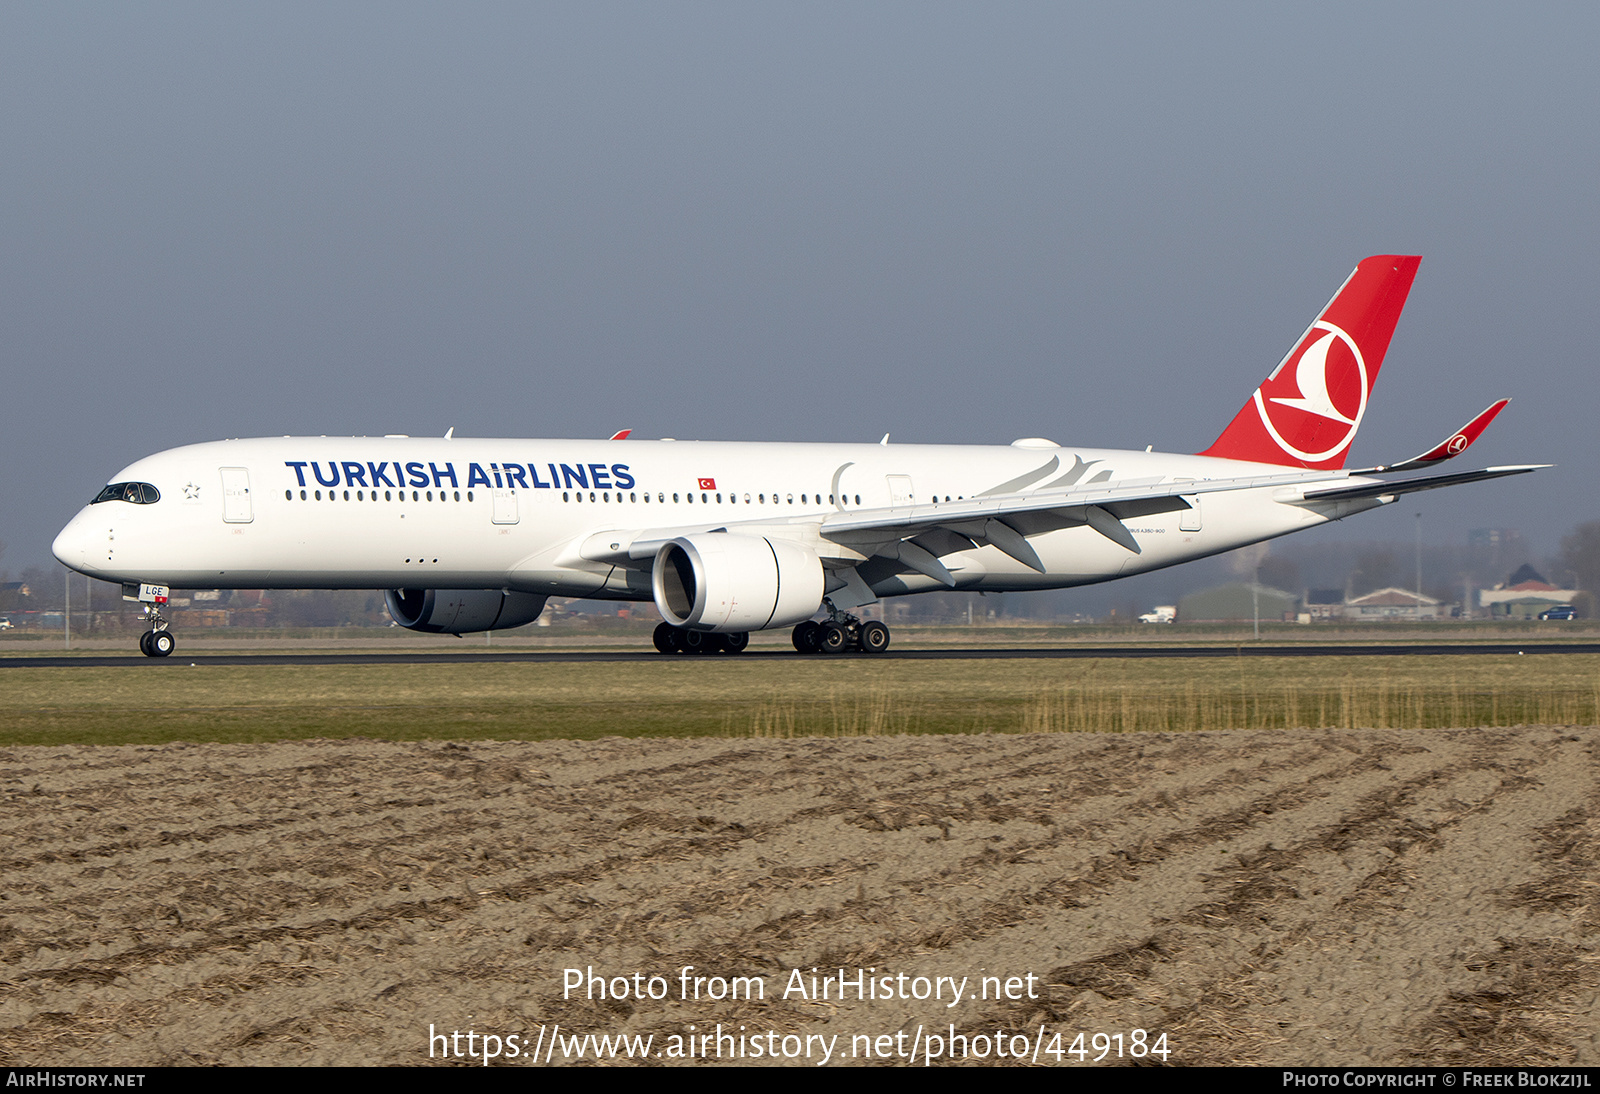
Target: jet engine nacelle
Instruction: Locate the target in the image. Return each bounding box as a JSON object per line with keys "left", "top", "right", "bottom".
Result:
{"left": 652, "top": 534, "right": 824, "bottom": 632}
{"left": 385, "top": 588, "right": 549, "bottom": 634}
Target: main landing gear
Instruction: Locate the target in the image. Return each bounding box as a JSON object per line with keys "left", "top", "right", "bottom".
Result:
{"left": 653, "top": 622, "right": 750, "bottom": 655}
{"left": 791, "top": 599, "right": 890, "bottom": 655}
{"left": 138, "top": 606, "right": 176, "bottom": 658}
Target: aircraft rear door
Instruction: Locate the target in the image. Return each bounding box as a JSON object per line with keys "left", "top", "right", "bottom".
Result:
{"left": 1179, "top": 494, "right": 1202, "bottom": 532}
{"left": 221, "top": 467, "right": 253, "bottom": 523}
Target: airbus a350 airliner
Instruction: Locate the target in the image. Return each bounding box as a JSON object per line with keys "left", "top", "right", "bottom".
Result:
{"left": 53, "top": 255, "right": 1541, "bottom": 657}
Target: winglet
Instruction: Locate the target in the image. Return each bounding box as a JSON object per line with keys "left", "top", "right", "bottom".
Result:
{"left": 1353, "top": 399, "right": 1511, "bottom": 474}
{"left": 1201, "top": 255, "right": 1422, "bottom": 469}
{"left": 608, "top": 429, "right": 633, "bottom": 441}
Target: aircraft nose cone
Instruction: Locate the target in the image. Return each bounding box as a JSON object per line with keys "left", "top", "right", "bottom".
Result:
{"left": 52, "top": 513, "right": 93, "bottom": 572}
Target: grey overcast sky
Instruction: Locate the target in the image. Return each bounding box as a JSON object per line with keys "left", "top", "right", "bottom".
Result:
{"left": 2, "top": 2, "right": 1596, "bottom": 572}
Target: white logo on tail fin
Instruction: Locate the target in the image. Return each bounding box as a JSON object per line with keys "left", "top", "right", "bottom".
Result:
{"left": 1252, "top": 320, "right": 1368, "bottom": 462}
{"left": 1269, "top": 330, "right": 1357, "bottom": 425}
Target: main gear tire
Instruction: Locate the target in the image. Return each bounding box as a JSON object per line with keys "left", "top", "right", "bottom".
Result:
{"left": 792, "top": 620, "right": 821, "bottom": 653}
{"left": 859, "top": 621, "right": 890, "bottom": 654}
{"left": 653, "top": 622, "right": 682, "bottom": 653}
{"left": 680, "top": 629, "right": 716, "bottom": 654}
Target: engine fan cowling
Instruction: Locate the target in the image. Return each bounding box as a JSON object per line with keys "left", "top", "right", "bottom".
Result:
{"left": 385, "top": 588, "right": 549, "bottom": 634}
{"left": 652, "top": 534, "right": 824, "bottom": 632}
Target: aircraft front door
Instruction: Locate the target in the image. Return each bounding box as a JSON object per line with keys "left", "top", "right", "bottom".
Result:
{"left": 220, "top": 467, "right": 253, "bottom": 523}
{"left": 492, "top": 487, "right": 519, "bottom": 524}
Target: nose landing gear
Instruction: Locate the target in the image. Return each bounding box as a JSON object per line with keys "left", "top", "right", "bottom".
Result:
{"left": 127, "top": 583, "right": 175, "bottom": 657}
{"left": 138, "top": 608, "right": 175, "bottom": 658}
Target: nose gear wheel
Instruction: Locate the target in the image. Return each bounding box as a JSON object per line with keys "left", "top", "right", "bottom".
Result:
{"left": 138, "top": 605, "right": 175, "bottom": 657}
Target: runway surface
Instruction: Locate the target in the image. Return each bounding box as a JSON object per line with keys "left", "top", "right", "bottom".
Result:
{"left": 8, "top": 642, "right": 1600, "bottom": 668}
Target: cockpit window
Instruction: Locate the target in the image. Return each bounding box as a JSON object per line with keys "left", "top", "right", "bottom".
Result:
{"left": 92, "top": 482, "right": 160, "bottom": 505}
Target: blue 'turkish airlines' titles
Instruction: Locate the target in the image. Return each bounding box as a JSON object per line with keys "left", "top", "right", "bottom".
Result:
{"left": 282, "top": 461, "right": 637, "bottom": 491}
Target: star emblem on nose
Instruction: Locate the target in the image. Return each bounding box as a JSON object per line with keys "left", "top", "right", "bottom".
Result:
{"left": 183, "top": 482, "right": 201, "bottom": 500}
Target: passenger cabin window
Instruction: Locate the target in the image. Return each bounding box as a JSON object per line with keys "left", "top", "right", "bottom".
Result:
{"left": 92, "top": 482, "right": 159, "bottom": 505}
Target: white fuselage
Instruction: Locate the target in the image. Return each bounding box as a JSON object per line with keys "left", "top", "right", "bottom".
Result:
{"left": 52, "top": 435, "right": 1378, "bottom": 614}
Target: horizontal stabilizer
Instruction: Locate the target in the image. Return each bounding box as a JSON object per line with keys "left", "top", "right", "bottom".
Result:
{"left": 1301, "top": 464, "right": 1547, "bottom": 502}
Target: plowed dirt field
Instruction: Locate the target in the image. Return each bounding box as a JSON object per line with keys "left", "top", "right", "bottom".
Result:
{"left": 3, "top": 726, "right": 1597, "bottom": 1066}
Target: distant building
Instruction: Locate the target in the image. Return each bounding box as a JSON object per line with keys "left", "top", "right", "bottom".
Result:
{"left": 1178, "top": 583, "right": 1298, "bottom": 622}
{"left": 1304, "top": 588, "right": 1346, "bottom": 621}
{"left": 1343, "top": 587, "right": 1443, "bottom": 621}
{"left": 1480, "top": 576, "right": 1578, "bottom": 619}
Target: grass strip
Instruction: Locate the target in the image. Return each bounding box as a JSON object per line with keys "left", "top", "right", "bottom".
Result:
{"left": 3, "top": 655, "right": 1598, "bottom": 746}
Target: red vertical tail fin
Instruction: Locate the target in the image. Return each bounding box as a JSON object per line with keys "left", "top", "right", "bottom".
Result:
{"left": 1200, "top": 255, "right": 1421, "bottom": 469}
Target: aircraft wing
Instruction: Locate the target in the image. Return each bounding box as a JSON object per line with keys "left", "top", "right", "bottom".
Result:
{"left": 816, "top": 464, "right": 1546, "bottom": 582}
{"left": 568, "top": 469, "right": 1331, "bottom": 574}
{"left": 574, "top": 464, "right": 1544, "bottom": 586}
{"left": 817, "top": 468, "right": 1353, "bottom": 578}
